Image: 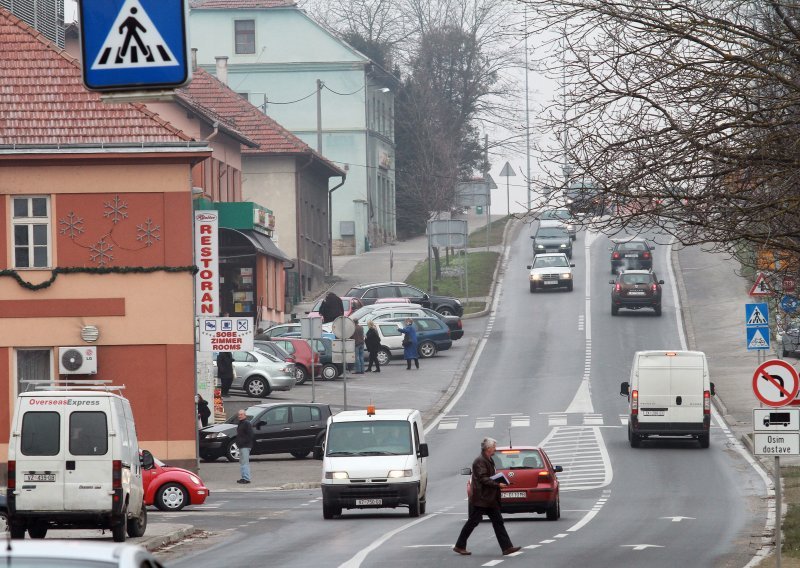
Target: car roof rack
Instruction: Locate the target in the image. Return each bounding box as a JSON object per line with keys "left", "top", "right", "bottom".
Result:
{"left": 21, "top": 380, "right": 126, "bottom": 394}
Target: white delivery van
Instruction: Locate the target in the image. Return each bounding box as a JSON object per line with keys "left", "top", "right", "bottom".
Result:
{"left": 620, "top": 350, "right": 715, "bottom": 448}
{"left": 317, "top": 407, "right": 429, "bottom": 519}
{"left": 7, "top": 389, "right": 148, "bottom": 541}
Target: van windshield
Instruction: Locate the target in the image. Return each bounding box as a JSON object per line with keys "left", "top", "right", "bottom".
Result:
{"left": 326, "top": 420, "right": 412, "bottom": 456}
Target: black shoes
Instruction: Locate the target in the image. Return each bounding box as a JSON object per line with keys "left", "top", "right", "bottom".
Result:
{"left": 453, "top": 547, "right": 471, "bottom": 556}
{"left": 236, "top": 479, "right": 251, "bottom": 484}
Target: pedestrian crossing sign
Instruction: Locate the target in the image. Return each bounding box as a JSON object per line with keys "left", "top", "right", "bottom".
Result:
{"left": 745, "top": 303, "right": 770, "bottom": 327}
{"left": 79, "top": 0, "right": 190, "bottom": 92}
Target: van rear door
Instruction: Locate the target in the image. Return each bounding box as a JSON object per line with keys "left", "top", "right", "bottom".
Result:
{"left": 15, "top": 406, "right": 65, "bottom": 511}
{"left": 636, "top": 357, "right": 672, "bottom": 422}
{"left": 668, "top": 354, "right": 705, "bottom": 423}
{"left": 64, "top": 399, "right": 113, "bottom": 511}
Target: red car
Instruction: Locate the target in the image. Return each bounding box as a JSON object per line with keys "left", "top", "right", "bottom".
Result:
{"left": 268, "top": 337, "right": 321, "bottom": 384}
{"left": 466, "top": 446, "right": 562, "bottom": 519}
{"left": 141, "top": 450, "right": 209, "bottom": 511}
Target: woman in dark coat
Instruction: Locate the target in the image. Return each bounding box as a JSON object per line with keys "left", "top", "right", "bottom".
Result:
{"left": 397, "top": 318, "right": 419, "bottom": 370}
{"left": 319, "top": 292, "right": 344, "bottom": 323}
{"left": 365, "top": 320, "right": 382, "bottom": 373}
{"left": 196, "top": 394, "right": 211, "bottom": 427}
{"left": 216, "top": 351, "right": 234, "bottom": 396}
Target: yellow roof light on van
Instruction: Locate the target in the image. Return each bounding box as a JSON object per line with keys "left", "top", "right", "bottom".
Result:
{"left": 367, "top": 404, "right": 376, "bottom": 416}
{"left": 665, "top": 352, "right": 677, "bottom": 356}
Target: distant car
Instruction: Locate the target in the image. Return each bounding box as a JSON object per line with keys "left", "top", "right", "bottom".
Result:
{"left": 539, "top": 208, "right": 577, "bottom": 240}
{"left": 346, "top": 282, "right": 463, "bottom": 316}
{"left": 782, "top": 327, "right": 800, "bottom": 357}
{"left": 268, "top": 337, "right": 322, "bottom": 384}
{"left": 464, "top": 446, "right": 562, "bottom": 519}
{"left": 265, "top": 337, "right": 342, "bottom": 381}
{"left": 349, "top": 302, "right": 419, "bottom": 322}
{"left": 531, "top": 225, "right": 572, "bottom": 258}
{"left": 610, "top": 269, "right": 664, "bottom": 316}
{"left": 362, "top": 305, "right": 464, "bottom": 340}
{"left": 307, "top": 296, "right": 364, "bottom": 319}
{"left": 141, "top": 450, "right": 208, "bottom": 512}
{"left": 199, "top": 403, "right": 332, "bottom": 462}
{"left": 216, "top": 349, "right": 296, "bottom": 397}
{"left": 610, "top": 237, "right": 653, "bottom": 273}
{"left": 382, "top": 317, "right": 453, "bottom": 359}
{"left": 252, "top": 340, "right": 293, "bottom": 362}
{"left": 0, "top": 540, "right": 165, "bottom": 567}
{"left": 260, "top": 322, "right": 301, "bottom": 338}
{"left": 527, "top": 253, "right": 574, "bottom": 292}
{"left": 0, "top": 493, "right": 7, "bottom": 534}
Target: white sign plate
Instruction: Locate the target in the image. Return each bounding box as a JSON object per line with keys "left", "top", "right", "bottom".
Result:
{"left": 753, "top": 432, "right": 800, "bottom": 455}
{"left": 332, "top": 316, "right": 356, "bottom": 339}
{"left": 199, "top": 317, "right": 254, "bottom": 352}
{"left": 331, "top": 339, "right": 356, "bottom": 364}
{"left": 754, "top": 408, "right": 800, "bottom": 432}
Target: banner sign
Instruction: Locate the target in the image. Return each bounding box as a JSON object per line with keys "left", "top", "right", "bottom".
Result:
{"left": 199, "top": 317, "right": 254, "bottom": 352}
{"left": 194, "top": 211, "right": 219, "bottom": 316}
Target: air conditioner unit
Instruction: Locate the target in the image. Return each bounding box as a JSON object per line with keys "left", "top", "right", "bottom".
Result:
{"left": 58, "top": 347, "right": 98, "bottom": 375}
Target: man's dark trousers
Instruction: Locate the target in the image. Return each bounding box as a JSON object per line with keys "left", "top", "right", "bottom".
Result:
{"left": 455, "top": 505, "right": 512, "bottom": 551}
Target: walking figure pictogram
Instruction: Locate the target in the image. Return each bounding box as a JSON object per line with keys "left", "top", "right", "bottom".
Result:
{"left": 116, "top": 7, "right": 153, "bottom": 63}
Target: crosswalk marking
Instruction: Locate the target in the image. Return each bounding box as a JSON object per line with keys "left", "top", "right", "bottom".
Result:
{"left": 548, "top": 414, "right": 568, "bottom": 426}
{"left": 475, "top": 417, "right": 495, "bottom": 429}
{"left": 438, "top": 416, "right": 459, "bottom": 430}
{"left": 583, "top": 414, "right": 604, "bottom": 425}
{"left": 511, "top": 415, "right": 530, "bottom": 427}
{"left": 432, "top": 412, "right": 722, "bottom": 432}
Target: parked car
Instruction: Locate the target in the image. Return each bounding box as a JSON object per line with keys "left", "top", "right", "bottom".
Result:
{"left": 307, "top": 296, "right": 364, "bottom": 318}
{"left": 345, "top": 282, "right": 463, "bottom": 316}
{"left": 252, "top": 340, "right": 293, "bottom": 362}
{"left": 268, "top": 337, "right": 322, "bottom": 384}
{"left": 527, "top": 253, "right": 574, "bottom": 292}
{"left": 199, "top": 403, "right": 332, "bottom": 462}
{"left": 463, "top": 446, "right": 562, "bottom": 519}
{"left": 610, "top": 237, "right": 654, "bottom": 273}
{"left": 531, "top": 225, "right": 572, "bottom": 258}
{"left": 0, "top": 493, "right": 7, "bottom": 534}
{"left": 260, "top": 322, "right": 301, "bottom": 338}
{"left": 141, "top": 449, "right": 208, "bottom": 512}
{"left": 782, "top": 326, "right": 800, "bottom": 357}
{"left": 215, "top": 349, "right": 295, "bottom": 397}
{"left": 349, "top": 301, "right": 420, "bottom": 323}
{"left": 538, "top": 208, "right": 577, "bottom": 240}
{"left": 263, "top": 337, "right": 341, "bottom": 380}
{"left": 380, "top": 317, "right": 453, "bottom": 361}
{"left": 0, "top": 541, "right": 165, "bottom": 567}
{"left": 610, "top": 269, "right": 664, "bottom": 316}
{"left": 364, "top": 305, "right": 464, "bottom": 340}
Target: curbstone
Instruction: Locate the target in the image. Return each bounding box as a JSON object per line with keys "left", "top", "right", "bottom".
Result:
{"left": 141, "top": 525, "right": 195, "bottom": 552}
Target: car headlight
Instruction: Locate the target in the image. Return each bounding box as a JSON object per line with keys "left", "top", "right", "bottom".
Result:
{"left": 454, "top": 299, "right": 462, "bottom": 305}
{"left": 560, "top": 243, "right": 567, "bottom": 248}
{"left": 325, "top": 471, "right": 349, "bottom": 479}
{"left": 561, "top": 273, "right": 572, "bottom": 279}
{"left": 387, "top": 469, "right": 412, "bottom": 478}
{"left": 530, "top": 273, "right": 542, "bottom": 280}
{"left": 189, "top": 474, "right": 201, "bottom": 485}
{"left": 208, "top": 432, "right": 229, "bottom": 439}
{"left": 567, "top": 224, "right": 574, "bottom": 230}
{"left": 536, "top": 244, "right": 545, "bottom": 249}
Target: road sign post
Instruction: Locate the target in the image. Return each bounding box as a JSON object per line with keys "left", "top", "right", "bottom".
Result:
{"left": 332, "top": 316, "right": 356, "bottom": 410}
{"left": 301, "top": 317, "right": 322, "bottom": 402}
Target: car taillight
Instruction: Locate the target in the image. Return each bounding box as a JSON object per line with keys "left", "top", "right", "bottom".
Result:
{"left": 538, "top": 471, "right": 552, "bottom": 482}
{"left": 615, "top": 283, "right": 621, "bottom": 292}
{"left": 112, "top": 459, "right": 122, "bottom": 490}
{"left": 7, "top": 460, "right": 15, "bottom": 490}
{"left": 643, "top": 251, "right": 651, "bottom": 259}
{"left": 612, "top": 252, "right": 620, "bottom": 259}
{"left": 704, "top": 390, "right": 711, "bottom": 415}
{"left": 651, "top": 283, "right": 658, "bottom": 292}
{"left": 631, "top": 390, "right": 638, "bottom": 415}
{"left": 457, "top": 320, "right": 462, "bottom": 329}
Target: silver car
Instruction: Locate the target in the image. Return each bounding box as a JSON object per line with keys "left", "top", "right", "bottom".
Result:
{"left": 0, "top": 541, "right": 164, "bottom": 567}
{"left": 226, "top": 349, "right": 295, "bottom": 397}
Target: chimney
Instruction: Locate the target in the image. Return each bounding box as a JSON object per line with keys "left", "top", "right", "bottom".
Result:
{"left": 191, "top": 48, "right": 198, "bottom": 71}
{"left": 215, "top": 56, "right": 229, "bottom": 85}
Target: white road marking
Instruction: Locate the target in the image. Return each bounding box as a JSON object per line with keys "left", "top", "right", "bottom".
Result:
{"left": 540, "top": 539, "right": 555, "bottom": 544}
{"left": 661, "top": 516, "right": 695, "bottom": 522}
{"left": 548, "top": 414, "right": 568, "bottom": 426}
{"left": 524, "top": 544, "right": 541, "bottom": 549}
{"left": 337, "top": 515, "right": 437, "bottom": 568}
{"left": 482, "top": 561, "right": 504, "bottom": 567}
{"left": 622, "top": 545, "right": 664, "bottom": 551}
{"left": 438, "top": 416, "right": 459, "bottom": 430}
{"left": 511, "top": 416, "right": 530, "bottom": 427}
{"left": 475, "top": 417, "right": 495, "bottom": 428}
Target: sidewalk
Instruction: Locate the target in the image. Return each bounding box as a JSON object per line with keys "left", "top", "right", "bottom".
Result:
{"left": 44, "top": 522, "right": 194, "bottom": 551}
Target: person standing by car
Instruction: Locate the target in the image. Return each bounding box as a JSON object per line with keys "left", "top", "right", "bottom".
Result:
{"left": 352, "top": 318, "right": 365, "bottom": 374}
{"left": 216, "top": 351, "right": 234, "bottom": 397}
{"left": 398, "top": 318, "right": 419, "bottom": 370}
{"left": 319, "top": 291, "right": 344, "bottom": 323}
{"left": 365, "top": 320, "right": 381, "bottom": 373}
{"left": 236, "top": 409, "right": 254, "bottom": 484}
{"left": 196, "top": 394, "right": 211, "bottom": 427}
{"left": 453, "top": 437, "right": 521, "bottom": 557}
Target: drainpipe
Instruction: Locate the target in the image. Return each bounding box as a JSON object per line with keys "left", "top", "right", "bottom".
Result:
{"left": 328, "top": 175, "right": 347, "bottom": 275}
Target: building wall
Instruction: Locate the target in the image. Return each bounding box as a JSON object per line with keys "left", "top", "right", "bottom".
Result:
{"left": 0, "top": 159, "right": 197, "bottom": 472}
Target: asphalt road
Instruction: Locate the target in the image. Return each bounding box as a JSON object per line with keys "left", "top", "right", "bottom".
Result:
{"left": 160, "top": 227, "right": 768, "bottom": 568}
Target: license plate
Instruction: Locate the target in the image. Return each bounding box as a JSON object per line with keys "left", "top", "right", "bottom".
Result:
{"left": 625, "top": 253, "right": 638, "bottom": 258}
{"left": 24, "top": 474, "right": 55, "bottom": 482}
{"left": 544, "top": 280, "right": 558, "bottom": 285}
{"left": 628, "top": 291, "right": 645, "bottom": 295}
{"left": 502, "top": 492, "right": 526, "bottom": 499}
{"left": 642, "top": 410, "right": 665, "bottom": 416}
{"left": 355, "top": 498, "right": 382, "bottom": 506}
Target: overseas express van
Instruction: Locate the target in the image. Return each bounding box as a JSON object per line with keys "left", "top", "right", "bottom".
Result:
{"left": 7, "top": 390, "right": 147, "bottom": 542}
{"left": 620, "top": 350, "right": 715, "bottom": 448}
{"left": 318, "top": 407, "right": 429, "bottom": 519}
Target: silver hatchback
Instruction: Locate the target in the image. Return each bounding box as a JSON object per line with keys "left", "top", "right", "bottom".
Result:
{"left": 223, "top": 349, "right": 295, "bottom": 397}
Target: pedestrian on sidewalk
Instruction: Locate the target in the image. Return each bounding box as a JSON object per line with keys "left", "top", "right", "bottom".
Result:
{"left": 236, "top": 409, "right": 254, "bottom": 484}
{"left": 320, "top": 291, "right": 344, "bottom": 323}
{"left": 398, "top": 318, "right": 419, "bottom": 370}
{"left": 365, "top": 320, "right": 381, "bottom": 373}
{"left": 196, "top": 394, "right": 211, "bottom": 427}
{"left": 217, "top": 351, "right": 234, "bottom": 396}
{"left": 352, "top": 318, "right": 365, "bottom": 374}
{"left": 453, "top": 437, "right": 520, "bottom": 557}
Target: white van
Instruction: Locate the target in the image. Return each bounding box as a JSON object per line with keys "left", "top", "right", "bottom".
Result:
{"left": 620, "top": 350, "right": 715, "bottom": 448}
{"left": 317, "top": 407, "right": 429, "bottom": 519}
{"left": 7, "top": 389, "right": 148, "bottom": 541}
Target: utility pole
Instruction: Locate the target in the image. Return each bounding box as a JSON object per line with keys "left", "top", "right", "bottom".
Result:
{"left": 316, "top": 79, "right": 323, "bottom": 153}
{"left": 484, "top": 134, "right": 490, "bottom": 251}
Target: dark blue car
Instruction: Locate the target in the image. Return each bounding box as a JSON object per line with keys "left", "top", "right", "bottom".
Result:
{"left": 386, "top": 317, "right": 453, "bottom": 359}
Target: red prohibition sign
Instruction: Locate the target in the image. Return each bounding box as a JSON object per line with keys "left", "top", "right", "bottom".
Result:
{"left": 752, "top": 359, "right": 800, "bottom": 407}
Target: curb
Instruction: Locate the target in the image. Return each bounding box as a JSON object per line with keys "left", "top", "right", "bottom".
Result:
{"left": 141, "top": 525, "right": 195, "bottom": 552}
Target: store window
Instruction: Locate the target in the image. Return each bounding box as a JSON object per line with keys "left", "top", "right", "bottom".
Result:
{"left": 219, "top": 229, "right": 257, "bottom": 318}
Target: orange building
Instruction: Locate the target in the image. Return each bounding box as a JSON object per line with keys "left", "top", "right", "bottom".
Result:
{"left": 0, "top": 9, "right": 211, "bottom": 477}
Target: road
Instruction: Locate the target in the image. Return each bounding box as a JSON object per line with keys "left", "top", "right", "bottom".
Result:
{"left": 159, "top": 227, "right": 768, "bottom": 568}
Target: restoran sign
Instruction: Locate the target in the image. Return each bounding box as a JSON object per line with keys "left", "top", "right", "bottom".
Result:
{"left": 199, "top": 317, "right": 254, "bottom": 352}
{"left": 194, "top": 211, "right": 219, "bottom": 315}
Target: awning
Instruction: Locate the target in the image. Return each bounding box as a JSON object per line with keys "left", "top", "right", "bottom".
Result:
{"left": 239, "top": 229, "right": 292, "bottom": 263}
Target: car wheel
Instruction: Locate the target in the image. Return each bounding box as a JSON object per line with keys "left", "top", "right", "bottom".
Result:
{"left": 225, "top": 440, "right": 240, "bottom": 462}
{"left": 699, "top": 433, "right": 710, "bottom": 449}
{"left": 436, "top": 306, "right": 454, "bottom": 316}
{"left": 27, "top": 523, "right": 47, "bottom": 539}
{"left": 127, "top": 502, "right": 148, "bottom": 536}
{"left": 611, "top": 305, "right": 619, "bottom": 316}
{"left": 654, "top": 305, "right": 662, "bottom": 317}
{"left": 0, "top": 511, "right": 7, "bottom": 534}
{"left": 156, "top": 483, "right": 189, "bottom": 512}
{"left": 322, "top": 500, "right": 341, "bottom": 519}
{"left": 418, "top": 341, "right": 437, "bottom": 358}
{"left": 420, "top": 498, "right": 427, "bottom": 515}
{"left": 245, "top": 376, "right": 270, "bottom": 398}
{"left": 295, "top": 366, "right": 309, "bottom": 385}
{"left": 566, "top": 282, "right": 573, "bottom": 292}
{"left": 377, "top": 348, "right": 391, "bottom": 366}
{"left": 9, "top": 523, "right": 25, "bottom": 539}
{"left": 291, "top": 449, "right": 311, "bottom": 459}
{"left": 408, "top": 489, "right": 420, "bottom": 517}
{"left": 629, "top": 424, "right": 641, "bottom": 448}
{"left": 530, "top": 282, "right": 536, "bottom": 293}
{"left": 611, "top": 266, "right": 616, "bottom": 275}
{"left": 112, "top": 505, "right": 127, "bottom": 542}
{"left": 546, "top": 496, "right": 561, "bottom": 520}
{"left": 322, "top": 363, "right": 339, "bottom": 381}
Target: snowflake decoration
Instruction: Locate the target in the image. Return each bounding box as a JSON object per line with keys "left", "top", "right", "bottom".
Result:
{"left": 89, "top": 238, "right": 114, "bottom": 266}
{"left": 103, "top": 195, "right": 129, "bottom": 224}
{"left": 58, "top": 211, "right": 85, "bottom": 239}
{"left": 136, "top": 218, "right": 161, "bottom": 247}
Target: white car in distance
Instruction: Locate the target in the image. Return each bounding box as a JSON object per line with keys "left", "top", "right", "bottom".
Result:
{"left": 527, "top": 253, "right": 575, "bottom": 292}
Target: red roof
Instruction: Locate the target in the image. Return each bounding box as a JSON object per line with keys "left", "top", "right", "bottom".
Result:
{"left": 190, "top": 0, "right": 295, "bottom": 8}
{"left": 0, "top": 9, "right": 193, "bottom": 146}
{"left": 177, "top": 68, "right": 343, "bottom": 174}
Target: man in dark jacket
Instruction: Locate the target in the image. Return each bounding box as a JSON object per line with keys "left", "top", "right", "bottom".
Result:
{"left": 217, "top": 351, "right": 234, "bottom": 396}
{"left": 453, "top": 437, "right": 520, "bottom": 556}
{"left": 319, "top": 292, "right": 344, "bottom": 324}
{"left": 236, "top": 409, "right": 255, "bottom": 484}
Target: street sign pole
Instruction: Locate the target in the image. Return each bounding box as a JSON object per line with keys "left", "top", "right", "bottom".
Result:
{"left": 342, "top": 338, "right": 347, "bottom": 410}
{"left": 776, "top": 455, "right": 782, "bottom": 568}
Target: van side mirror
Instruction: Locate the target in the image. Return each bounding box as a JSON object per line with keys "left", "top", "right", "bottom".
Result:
{"left": 313, "top": 445, "right": 323, "bottom": 460}
{"left": 658, "top": 280, "right": 665, "bottom": 284}
{"left": 418, "top": 443, "right": 429, "bottom": 458}
{"left": 527, "top": 265, "right": 532, "bottom": 270}
{"left": 530, "top": 235, "right": 535, "bottom": 239}
{"left": 554, "top": 465, "right": 563, "bottom": 473}
{"left": 620, "top": 381, "right": 630, "bottom": 397}
{"left": 256, "top": 420, "right": 267, "bottom": 428}
{"left": 460, "top": 467, "right": 472, "bottom": 476}
{"left": 609, "top": 280, "right": 615, "bottom": 285}
{"left": 140, "top": 449, "right": 155, "bottom": 470}
{"left": 570, "top": 264, "right": 575, "bottom": 267}
{"left": 710, "top": 382, "right": 716, "bottom": 396}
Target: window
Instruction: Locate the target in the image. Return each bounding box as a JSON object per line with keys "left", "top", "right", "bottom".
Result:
{"left": 264, "top": 406, "right": 289, "bottom": 425}
{"left": 397, "top": 286, "right": 422, "bottom": 298}
{"left": 292, "top": 405, "right": 321, "bottom": 423}
{"left": 16, "top": 348, "right": 52, "bottom": 394}
{"left": 69, "top": 412, "right": 108, "bottom": 455}
{"left": 235, "top": 20, "right": 255, "bottom": 54}
{"left": 379, "top": 325, "right": 402, "bottom": 337}
{"left": 21, "top": 412, "right": 60, "bottom": 456}
{"left": 12, "top": 196, "right": 50, "bottom": 268}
